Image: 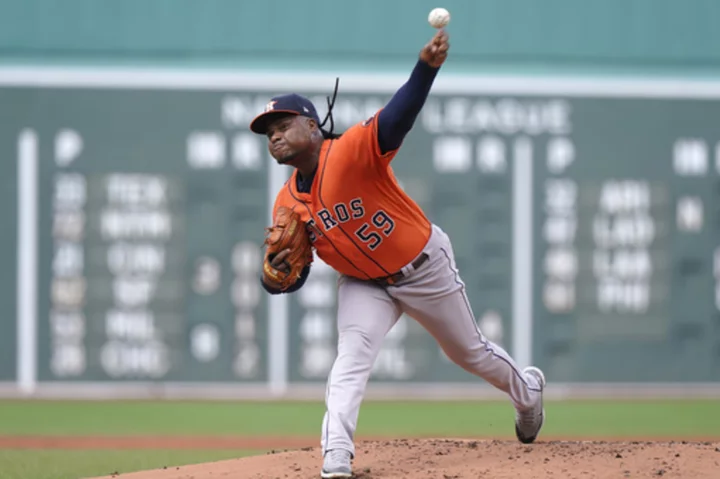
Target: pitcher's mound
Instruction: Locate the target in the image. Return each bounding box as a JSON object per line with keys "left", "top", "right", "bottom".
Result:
{"left": 92, "top": 438, "right": 719, "bottom": 479}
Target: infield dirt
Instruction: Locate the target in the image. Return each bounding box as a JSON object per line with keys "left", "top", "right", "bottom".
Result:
{"left": 12, "top": 435, "right": 707, "bottom": 479}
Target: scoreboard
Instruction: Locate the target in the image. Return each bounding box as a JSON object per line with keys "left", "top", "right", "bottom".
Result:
{"left": 2, "top": 69, "right": 719, "bottom": 396}
{"left": 531, "top": 96, "right": 720, "bottom": 382}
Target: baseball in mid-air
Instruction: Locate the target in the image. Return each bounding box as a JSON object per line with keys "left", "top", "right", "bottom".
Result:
{"left": 428, "top": 7, "right": 450, "bottom": 28}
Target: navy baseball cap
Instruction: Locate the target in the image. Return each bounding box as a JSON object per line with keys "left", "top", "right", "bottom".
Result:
{"left": 250, "top": 93, "right": 322, "bottom": 134}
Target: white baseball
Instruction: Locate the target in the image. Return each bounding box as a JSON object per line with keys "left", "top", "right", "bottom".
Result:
{"left": 428, "top": 7, "right": 450, "bottom": 29}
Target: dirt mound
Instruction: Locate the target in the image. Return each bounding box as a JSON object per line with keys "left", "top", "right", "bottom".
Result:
{"left": 91, "top": 438, "right": 720, "bottom": 479}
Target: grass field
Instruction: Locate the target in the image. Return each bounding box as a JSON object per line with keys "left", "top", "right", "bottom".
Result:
{"left": 0, "top": 399, "right": 717, "bottom": 479}
{"left": 0, "top": 450, "right": 257, "bottom": 479}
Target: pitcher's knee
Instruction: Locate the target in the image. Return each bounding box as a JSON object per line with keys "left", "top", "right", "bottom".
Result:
{"left": 338, "top": 331, "right": 376, "bottom": 358}
{"left": 332, "top": 331, "right": 379, "bottom": 381}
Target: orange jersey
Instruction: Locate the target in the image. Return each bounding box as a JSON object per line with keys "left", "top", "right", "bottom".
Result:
{"left": 271, "top": 112, "right": 432, "bottom": 280}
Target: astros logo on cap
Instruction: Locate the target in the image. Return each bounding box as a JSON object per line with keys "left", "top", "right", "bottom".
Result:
{"left": 264, "top": 100, "right": 277, "bottom": 112}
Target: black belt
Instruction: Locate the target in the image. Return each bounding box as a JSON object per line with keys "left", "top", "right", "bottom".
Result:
{"left": 371, "top": 253, "right": 429, "bottom": 287}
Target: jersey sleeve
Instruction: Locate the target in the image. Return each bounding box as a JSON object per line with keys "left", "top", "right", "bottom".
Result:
{"left": 271, "top": 190, "right": 283, "bottom": 221}
{"left": 338, "top": 109, "right": 399, "bottom": 167}
{"left": 270, "top": 184, "right": 292, "bottom": 221}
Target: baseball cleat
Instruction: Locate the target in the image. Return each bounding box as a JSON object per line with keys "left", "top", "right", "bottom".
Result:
{"left": 320, "top": 449, "right": 352, "bottom": 478}
{"left": 515, "top": 366, "right": 546, "bottom": 444}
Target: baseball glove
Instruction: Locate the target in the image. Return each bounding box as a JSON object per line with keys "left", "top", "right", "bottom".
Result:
{"left": 262, "top": 206, "right": 313, "bottom": 291}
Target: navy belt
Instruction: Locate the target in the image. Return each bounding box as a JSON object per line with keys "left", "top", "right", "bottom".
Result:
{"left": 372, "top": 253, "right": 429, "bottom": 287}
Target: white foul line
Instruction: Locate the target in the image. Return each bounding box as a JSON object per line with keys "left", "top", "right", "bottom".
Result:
{"left": 17, "top": 130, "right": 39, "bottom": 395}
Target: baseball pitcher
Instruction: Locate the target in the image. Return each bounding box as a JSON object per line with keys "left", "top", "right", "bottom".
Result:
{"left": 250, "top": 28, "right": 546, "bottom": 479}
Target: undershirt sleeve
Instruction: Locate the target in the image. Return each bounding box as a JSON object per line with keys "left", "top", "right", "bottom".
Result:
{"left": 260, "top": 264, "right": 311, "bottom": 295}
{"left": 376, "top": 59, "right": 440, "bottom": 154}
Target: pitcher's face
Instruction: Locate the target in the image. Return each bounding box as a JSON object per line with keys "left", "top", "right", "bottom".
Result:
{"left": 266, "top": 115, "right": 318, "bottom": 164}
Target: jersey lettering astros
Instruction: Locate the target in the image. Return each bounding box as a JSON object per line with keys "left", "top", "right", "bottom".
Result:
{"left": 271, "top": 112, "right": 432, "bottom": 280}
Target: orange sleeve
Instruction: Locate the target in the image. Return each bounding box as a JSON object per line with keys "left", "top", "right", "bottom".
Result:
{"left": 337, "top": 109, "right": 399, "bottom": 167}
{"left": 271, "top": 191, "right": 281, "bottom": 221}
{"left": 271, "top": 185, "right": 290, "bottom": 222}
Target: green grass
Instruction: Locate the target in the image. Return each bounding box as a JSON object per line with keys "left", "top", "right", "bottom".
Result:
{"left": 0, "top": 399, "right": 717, "bottom": 479}
{"left": 0, "top": 399, "right": 717, "bottom": 438}
{"left": 0, "top": 449, "right": 258, "bottom": 479}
